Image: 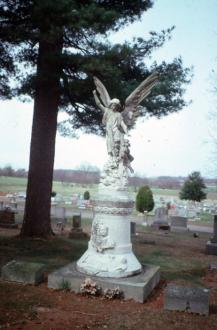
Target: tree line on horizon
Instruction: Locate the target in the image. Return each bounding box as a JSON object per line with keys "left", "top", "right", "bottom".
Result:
{"left": 1, "top": 166, "right": 216, "bottom": 189}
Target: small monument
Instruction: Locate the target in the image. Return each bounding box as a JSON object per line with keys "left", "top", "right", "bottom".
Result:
{"left": 152, "top": 206, "right": 170, "bottom": 230}
{"left": 170, "top": 216, "right": 188, "bottom": 232}
{"left": 0, "top": 207, "right": 18, "bottom": 229}
{"left": 48, "top": 73, "right": 160, "bottom": 301}
{"left": 206, "top": 214, "right": 217, "bottom": 255}
{"left": 169, "top": 205, "right": 188, "bottom": 232}
{"left": 69, "top": 214, "right": 88, "bottom": 239}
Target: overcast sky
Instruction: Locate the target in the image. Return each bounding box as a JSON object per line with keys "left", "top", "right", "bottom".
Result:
{"left": 0, "top": 0, "right": 217, "bottom": 177}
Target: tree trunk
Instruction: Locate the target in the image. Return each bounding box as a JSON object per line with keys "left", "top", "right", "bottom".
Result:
{"left": 21, "top": 33, "right": 63, "bottom": 238}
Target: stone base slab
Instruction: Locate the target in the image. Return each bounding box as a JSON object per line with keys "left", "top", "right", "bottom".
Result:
{"left": 206, "top": 241, "right": 217, "bottom": 255}
{"left": 1, "top": 260, "right": 45, "bottom": 284}
{"left": 48, "top": 262, "right": 160, "bottom": 303}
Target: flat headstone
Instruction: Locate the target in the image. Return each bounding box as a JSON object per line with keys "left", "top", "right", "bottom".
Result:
{"left": 48, "top": 262, "right": 160, "bottom": 303}
{"left": 165, "top": 284, "right": 209, "bottom": 315}
{"left": 1, "top": 260, "right": 45, "bottom": 284}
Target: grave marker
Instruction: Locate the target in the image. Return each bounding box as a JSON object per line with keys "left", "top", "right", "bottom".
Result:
{"left": 170, "top": 216, "right": 188, "bottom": 232}
{"left": 206, "top": 214, "right": 217, "bottom": 255}
{"left": 165, "top": 284, "right": 209, "bottom": 315}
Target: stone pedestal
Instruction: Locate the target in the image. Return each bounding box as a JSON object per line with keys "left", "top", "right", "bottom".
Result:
{"left": 206, "top": 215, "right": 217, "bottom": 255}
{"left": 76, "top": 188, "right": 142, "bottom": 278}
{"left": 48, "top": 187, "right": 160, "bottom": 302}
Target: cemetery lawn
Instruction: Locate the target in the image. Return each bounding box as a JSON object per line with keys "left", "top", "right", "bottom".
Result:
{"left": 1, "top": 176, "right": 217, "bottom": 200}
{"left": 0, "top": 228, "right": 217, "bottom": 329}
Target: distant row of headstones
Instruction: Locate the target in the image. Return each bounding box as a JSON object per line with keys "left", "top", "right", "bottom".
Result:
{"left": 154, "top": 197, "right": 217, "bottom": 219}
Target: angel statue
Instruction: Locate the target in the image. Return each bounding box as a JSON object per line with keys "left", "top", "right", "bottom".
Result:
{"left": 93, "top": 72, "right": 158, "bottom": 189}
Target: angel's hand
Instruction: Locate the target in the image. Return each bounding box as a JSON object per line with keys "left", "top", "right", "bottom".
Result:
{"left": 93, "top": 89, "right": 97, "bottom": 95}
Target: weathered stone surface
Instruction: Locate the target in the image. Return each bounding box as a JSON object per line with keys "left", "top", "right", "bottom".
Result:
{"left": 170, "top": 216, "right": 188, "bottom": 232}
{"left": 164, "top": 284, "right": 209, "bottom": 315}
{"left": 206, "top": 241, "right": 217, "bottom": 255}
{"left": 48, "top": 262, "right": 160, "bottom": 303}
{"left": 76, "top": 188, "right": 142, "bottom": 278}
{"left": 1, "top": 260, "right": 45, "bottom": 284}
{"left": 152, "top": 207, "right": 169, "bottom": 230}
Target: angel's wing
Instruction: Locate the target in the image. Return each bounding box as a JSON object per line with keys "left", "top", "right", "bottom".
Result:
{"left": 93, "top": 76, "right": 111, "bottom": 108}
{"left": 122, "top": 72, "right": 158, "bottom": 127}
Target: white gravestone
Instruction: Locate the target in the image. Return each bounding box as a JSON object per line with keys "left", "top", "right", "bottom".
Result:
{"left": 77, "top": 74, "right": 158, "bottom": 278}
{"left": 48, "top": 75, "right": 160, "bottom": 301}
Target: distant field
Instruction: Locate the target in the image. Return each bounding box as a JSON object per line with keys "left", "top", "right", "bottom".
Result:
{"left": 0, "top": 176, "right": 217, "bottom": 201}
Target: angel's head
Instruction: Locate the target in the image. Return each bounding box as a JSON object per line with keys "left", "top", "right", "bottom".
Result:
{"left": 109, "top": 98, "right": 121, "bottom": 112}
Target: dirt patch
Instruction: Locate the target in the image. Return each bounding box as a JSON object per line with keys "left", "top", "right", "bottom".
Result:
{"left": 0, "top": 278, "right": 217, "bottom": 330}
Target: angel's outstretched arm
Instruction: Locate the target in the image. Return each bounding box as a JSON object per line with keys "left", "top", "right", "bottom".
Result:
{"left": 93, "top": 90, "right": 106, "bottom": 112}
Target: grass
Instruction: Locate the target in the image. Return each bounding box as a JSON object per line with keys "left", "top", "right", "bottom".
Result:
{"left": 0, "top": 228, "right": 215, "bottom": 286}
{"left": 133, "top": 228, "right": 215, "bottom": 284}
{"left": 140, "top": 250, "right": 206, "bottom": 283}
{"left": 0, "top": 235, "right": 88, "bottom": 273}
{"left": 1, "top": 176, "right": 217, "bottom": 200}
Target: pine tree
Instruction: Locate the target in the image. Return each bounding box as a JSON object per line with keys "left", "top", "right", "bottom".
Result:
{"left": 0, "top": 1, "right": 191, "bottom": 237}
{"left": 136, "top": 186, "right": 154, "bottom": 213}
{"left": 179, "top": 171, "right": 207, "bottom": 202}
